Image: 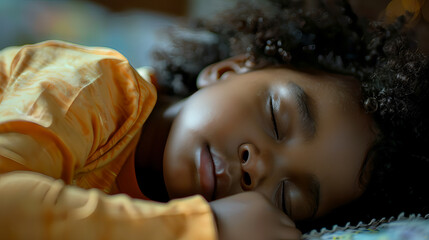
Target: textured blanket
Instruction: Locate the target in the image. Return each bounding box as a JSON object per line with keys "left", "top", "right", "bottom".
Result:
{"left": 304, "top": 213, "right": 429, "bottom": 240}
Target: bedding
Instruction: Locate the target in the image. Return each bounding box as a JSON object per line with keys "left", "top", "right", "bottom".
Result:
{"left": 303, "top": 213, "right": 429, "bottom": 240}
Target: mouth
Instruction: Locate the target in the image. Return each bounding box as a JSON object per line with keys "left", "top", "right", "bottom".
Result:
{"left": 198, "top": 144, "right": 216, "bottom": 201}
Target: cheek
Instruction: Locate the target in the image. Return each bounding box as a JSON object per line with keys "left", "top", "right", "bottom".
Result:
{"left": 181, "top": 88, "right": 255, "bottom": 144}
{"left": 315, "top": 127, "right": 369, "bottom": 214}
{"left": 163, "top": 120, "right": 199, "bottom": 199}
{"left": 323, "top": 128, "right": 366, "bottom": 185}
{"left": 317, "top": 106, "right": 373, "bottom": 178}
{"left": 163, "top": 89, "right": 251, "bottom": 198}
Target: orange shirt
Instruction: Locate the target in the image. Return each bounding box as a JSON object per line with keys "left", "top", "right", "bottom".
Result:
{"left": 0, "top": 41, "right": 217, "bottom": 240}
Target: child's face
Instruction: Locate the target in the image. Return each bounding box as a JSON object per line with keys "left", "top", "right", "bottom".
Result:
{"left": 163, "top": 65, "right": 377, "bottom": 221}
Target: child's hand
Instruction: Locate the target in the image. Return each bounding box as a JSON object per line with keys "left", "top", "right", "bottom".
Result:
{"left": 209, "top": 192, "right": 302, "bottom": 240}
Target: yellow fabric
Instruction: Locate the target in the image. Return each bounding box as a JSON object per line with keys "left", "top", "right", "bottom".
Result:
{"left": 0, "top": 40, "right": 217, "bottom": 240}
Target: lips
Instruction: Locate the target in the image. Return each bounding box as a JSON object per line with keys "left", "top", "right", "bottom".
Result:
{"left": 199, "top": 145, "right": 216, "bottom": 201}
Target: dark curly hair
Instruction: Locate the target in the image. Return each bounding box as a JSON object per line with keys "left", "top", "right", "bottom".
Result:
{"left": 152, "top": 0, "right": 429, "bottom": 232}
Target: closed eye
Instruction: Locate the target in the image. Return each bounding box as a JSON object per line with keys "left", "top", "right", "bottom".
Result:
{"left": 274, "top": 180, "right": 290, "bottom": 216}
{"left": 270, "top": 96, "right": 279, "bottom": 140}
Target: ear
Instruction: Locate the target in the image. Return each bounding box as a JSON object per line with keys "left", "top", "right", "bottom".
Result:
{"left": 196, "top": 55, "right": 252, "bottom": 88}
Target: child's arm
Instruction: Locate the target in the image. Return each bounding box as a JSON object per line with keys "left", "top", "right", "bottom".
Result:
{"left": 210, "top": 192, "right": 302, "bottom": 240}
{"left": 0, "top": 171, "right": 216, "bottom": 239}
{"left": 0, "top": 40, "right": 156, "bottom": 183}
{"left": 0, "top": 41, "right": 217, "bottom": 240}
{"left": 0, "top": 171, "right": 301, "bottom": 240}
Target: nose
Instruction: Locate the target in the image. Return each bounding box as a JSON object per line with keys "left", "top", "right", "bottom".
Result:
{"left": 238, "top": 143, "right": 268, "bottom": 190}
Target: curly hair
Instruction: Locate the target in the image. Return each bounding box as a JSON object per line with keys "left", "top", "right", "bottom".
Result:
{"left": 152, "top": 0, "right": 429, "bottom": 231}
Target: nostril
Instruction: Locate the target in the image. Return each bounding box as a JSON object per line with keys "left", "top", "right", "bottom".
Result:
{"left": 241, "top": 150, "right": 249, "bottom": 163}
{"left": 243, "top": 172, "right": 251, "bottom": 186}
{"left": 217, "top": 66, "right": 234, "bottom": 79}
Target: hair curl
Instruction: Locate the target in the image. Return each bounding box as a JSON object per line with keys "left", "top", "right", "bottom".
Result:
{"left": 152, "top": 0, "right": 429, "bottom": 231}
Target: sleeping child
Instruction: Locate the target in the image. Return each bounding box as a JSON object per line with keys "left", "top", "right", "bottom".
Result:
{"left": 0, "top": 0, "right": 428, "bottom": 239}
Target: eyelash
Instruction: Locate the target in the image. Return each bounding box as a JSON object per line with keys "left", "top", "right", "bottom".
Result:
{"left": 269, "top": 96, "right": 279, "bottom": 140}
{"left": 275, "top": 180, "right": 289, "bottom": 215}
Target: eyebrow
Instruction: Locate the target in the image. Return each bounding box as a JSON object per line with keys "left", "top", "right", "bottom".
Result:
{"left": 287, "top": 82, "right": 317, "bottom": 140}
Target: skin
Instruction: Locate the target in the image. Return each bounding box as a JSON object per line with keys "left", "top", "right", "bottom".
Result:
{"left": 135, "top": 57, "right": 377, "bottom": 225}
{"left": 162, "top": 59, "right": 377, "bottom": 221}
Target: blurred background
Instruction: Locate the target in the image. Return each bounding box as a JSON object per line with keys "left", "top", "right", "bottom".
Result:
{"left": 0, "top": 0, "right": 243, "bottom": 67}
{"left": 0, "top": 0, "right": 427, "bottom": 67}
